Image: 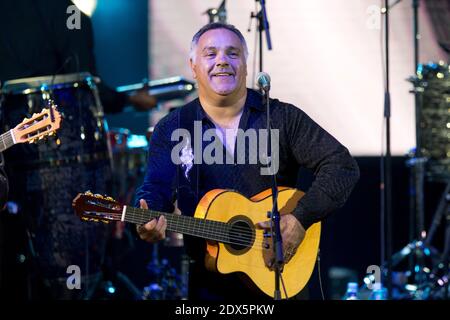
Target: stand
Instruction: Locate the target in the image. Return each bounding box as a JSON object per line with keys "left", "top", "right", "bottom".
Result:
{"left": 250, "top": 0, "right": 272, "bottom": 73}
{"left": 425, "top": 183, "right": 450, "bottom": 299}
{"left": 380, "top": 0, "right": 394, "bottom": 298}
{"left": 405, "top": 155, "right": 428, "bottom": 285}
{"left": 259, "top": 78, "right": 283, "bottom": 300}
{"left": 384, "top": 0, "right": 450, "bottom": 300}
{"left": 204, "top": 0, "right": 227, "bottom": 24}
{"left": 142, "top": 242, "right": 186, "bottom": 300}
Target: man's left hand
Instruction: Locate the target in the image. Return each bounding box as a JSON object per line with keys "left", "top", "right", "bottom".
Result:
{"left": 128, "top": 85, "right": 157, "bottom": 111}
{"left": 257, "top": 214, "right": 306, "bottom": 270}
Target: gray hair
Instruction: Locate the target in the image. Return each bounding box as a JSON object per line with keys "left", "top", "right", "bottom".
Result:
{"left": 189, "top": 22, "right": 249, "bottom": 63}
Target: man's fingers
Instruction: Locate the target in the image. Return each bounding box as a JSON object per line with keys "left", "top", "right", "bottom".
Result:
{"left": 137, "top": 216, "right": 167, "bottom": 242}
{"left": 136, "top": 219, "right": 156, "bottom": 238}
{"left": 139, "top": 199, "right": 148, "bottom": 209}
{"left": 283, "top": 246, "right": 297, "bottom": 264}
{"left": 144, "top": 219, "right": 157, "bottom": 231}
{"left": 256, "top": 221, "right": 271, "bottom": 229}
{"left": 155, "top": 215, "right": 167, "bottom": 237}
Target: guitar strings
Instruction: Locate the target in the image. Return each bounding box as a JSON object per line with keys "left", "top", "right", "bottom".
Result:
{"left": 127, "top": 207, "right": 270, "bottom": 243}
{"left": 104, "top": 210, "right": 270, "bottom": 250}
{"left": 0, "top": 131, "right": 14, "bottom": 150}
{"left": 81, "top": 200, "right": 276, "bottom": 239}
{"left": 128, "top": 206, "right": 272, "bottom": 236}
{"left": 127, "top": 206, "right": 271, "bottom": 239}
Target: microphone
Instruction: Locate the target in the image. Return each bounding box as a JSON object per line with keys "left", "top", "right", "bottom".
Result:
{"left": 256, "top": 72, "right": 271, "bottom": 91}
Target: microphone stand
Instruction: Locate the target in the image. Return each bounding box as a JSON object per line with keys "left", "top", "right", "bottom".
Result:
{"left": 250, "top": 0, "right": 272, "bottom": 73}
{"left": 250, "top": 1, "right": 278, "bottom": 299}
{"left": 381, "top": 0, "right": 393, "bottom": 299}
{"left": 262, "top": 85, "right": 283, "bottom": 300}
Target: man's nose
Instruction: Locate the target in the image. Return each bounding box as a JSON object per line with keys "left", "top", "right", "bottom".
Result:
{"left": 215, "top": 51, "right": 229, "bottom": 67}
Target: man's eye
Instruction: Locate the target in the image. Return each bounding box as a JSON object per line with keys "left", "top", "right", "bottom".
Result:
{"left": 229, "top": 52, "right": 239, "bottom": 58}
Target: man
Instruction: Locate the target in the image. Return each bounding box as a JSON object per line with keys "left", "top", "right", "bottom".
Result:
{"left": 135, "top": 22, "right": 360, "bottom": 300}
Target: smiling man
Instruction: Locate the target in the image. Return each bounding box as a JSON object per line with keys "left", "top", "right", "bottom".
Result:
{"left": 190, "top": 27, "right": 247, "bottom": 98}
{"left": 135, "top": 23, "right": 360, "bottom": 300}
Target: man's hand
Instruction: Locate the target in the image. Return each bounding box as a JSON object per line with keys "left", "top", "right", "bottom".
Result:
{"left": 128, "top": 85, "right": 157, "bottom": 111}
{"left": 257, "top": 214, "right": 306, "bottom": 270}
{"left": 136, "top": 199, "right": 167, "bottom": 243}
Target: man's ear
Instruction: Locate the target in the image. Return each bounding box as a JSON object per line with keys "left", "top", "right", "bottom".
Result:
{"left": 189, "top": 59, "right": 197, "bottom": 79}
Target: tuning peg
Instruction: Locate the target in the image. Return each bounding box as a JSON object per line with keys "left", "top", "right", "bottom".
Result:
{"left": 38, "top": 135, "right": 45, "bottom": 140}
{"left": 28, "top": 139, "right": 35, "bottom": 144}
{"left": 85, "top": 191, "right": 94, "bottom": 196}
{"left": 81, "top": 217, "right": 89, "bottom": 221}
{"left": 94, "top": 194, "right": 103, "bottom": 199}
{"left": 106, "top": 196, "right": 114, "bottom": 201}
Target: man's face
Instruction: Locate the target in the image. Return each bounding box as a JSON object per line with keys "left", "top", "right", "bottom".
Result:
{"left": 190, "top": 28, "right": 247, "bottom": 99}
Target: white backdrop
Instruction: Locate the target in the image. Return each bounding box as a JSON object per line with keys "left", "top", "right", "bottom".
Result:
{"left": 149, "top": 0, "right": 447, "bottom": 155}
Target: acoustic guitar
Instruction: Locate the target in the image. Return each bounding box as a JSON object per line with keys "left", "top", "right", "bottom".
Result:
{"left": 72, "top": 187, "right": 321, "bottom": 299}
{"left": 0, "top": 105, "right": 62, "bottom": 151}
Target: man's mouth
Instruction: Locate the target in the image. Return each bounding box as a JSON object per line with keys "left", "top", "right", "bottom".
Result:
{"left": 211, "top": 72, "right": 234, "bottom": 77}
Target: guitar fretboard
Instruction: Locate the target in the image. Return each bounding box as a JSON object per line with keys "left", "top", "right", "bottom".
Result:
{"left": 0, "top": 130, "right": 15, "bottom": 152}
{"left": 125, "top": 206, "right": 234, "bottom": 244}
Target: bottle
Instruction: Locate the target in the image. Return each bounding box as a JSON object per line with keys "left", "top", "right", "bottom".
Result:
{"left": 343, "top": 282, "right": 359, "bottom": 300}
{"left": 369, "top": 282, "right": 387, "bottom": 300}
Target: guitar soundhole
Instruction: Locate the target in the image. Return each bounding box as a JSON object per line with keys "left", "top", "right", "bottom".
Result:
{"left": 227, "top": 219, "right": 254, "bottom": 254}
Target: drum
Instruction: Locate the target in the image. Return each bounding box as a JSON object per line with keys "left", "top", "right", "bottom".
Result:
{"left": 412, "top": 61, "right": 450, "bottom": 181}
{"left": 0, "top": 72, "right": 111, "bottom": 288}
{"left": 1, "top": 72, "right": 111, "bottom": 166}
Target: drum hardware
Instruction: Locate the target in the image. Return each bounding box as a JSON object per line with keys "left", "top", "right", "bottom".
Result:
{"left": 107, "top": 127, "right": 148, "bottom": 205}
{"left": 116, "top": 76, "right": 196, "bottom": 104}
{"left": 141, "top": 243, "right": 187, "bottom": 300}
{"left": 382, "top": 61, "right": 450, "bottom": 299}
{"left": 204, "top": 0, "right": 227, "bottom": 24}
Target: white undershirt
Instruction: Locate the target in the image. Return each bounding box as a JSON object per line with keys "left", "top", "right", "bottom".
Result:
{"left": 209, "top": 109, "right": 244, "bottom": 157}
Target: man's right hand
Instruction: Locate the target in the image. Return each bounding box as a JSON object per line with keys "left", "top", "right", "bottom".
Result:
{"left": 136, "top": 199, "right": 167, "bottom": 243}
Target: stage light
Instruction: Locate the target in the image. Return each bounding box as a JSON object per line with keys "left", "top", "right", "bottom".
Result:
{"left": 105, "top": 281, "right": 116, "bottom": 294}
{"left": 72, "top": 0, "right": 98, "bottom": 17}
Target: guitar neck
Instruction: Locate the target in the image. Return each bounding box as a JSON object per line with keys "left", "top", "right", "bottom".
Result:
{"left": 0, "top": 130, "right": 15, "bottom": 152}
{"left": 124, "top": 206, "right": 232, "bottom": 243}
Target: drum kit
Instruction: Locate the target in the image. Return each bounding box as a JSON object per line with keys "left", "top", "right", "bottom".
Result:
{"left": 0, "top": 72, "right": 195, "bottom": 299}
{"left": 379, "top": 61, "right": 450, "bottom": 300}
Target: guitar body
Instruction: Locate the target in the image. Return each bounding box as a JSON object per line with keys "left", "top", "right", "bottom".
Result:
{"left": 194, "top": 187, "right": 321, "bottom": 299}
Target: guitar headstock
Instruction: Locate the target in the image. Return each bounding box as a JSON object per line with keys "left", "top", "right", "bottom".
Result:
{"left": 72, "top": 191, "right": 123, "bottom": 223}
{"left": 12, "top": 105, "right": 62, "bottom": 144}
